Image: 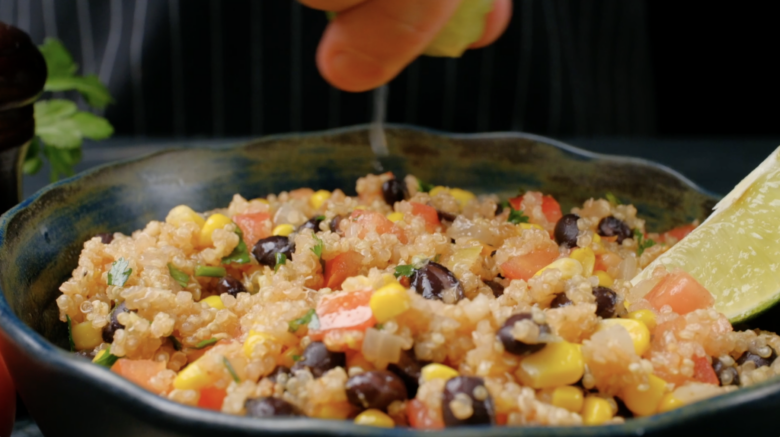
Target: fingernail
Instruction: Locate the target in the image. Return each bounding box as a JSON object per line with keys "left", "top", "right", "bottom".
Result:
{"left": 329, "top": 50, "right": 385, "bottom": 92}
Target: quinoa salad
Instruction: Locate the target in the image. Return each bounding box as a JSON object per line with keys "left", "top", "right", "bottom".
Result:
{"left": 57, "top": 173, "right": 780, "bottom": 428}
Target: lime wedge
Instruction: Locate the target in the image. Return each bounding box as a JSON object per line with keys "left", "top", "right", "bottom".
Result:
{"left": 632, "top": 147, "right": 780, "bottom": 323}
{"left": 423, "top": 0, "right": 495, "bottom": 57}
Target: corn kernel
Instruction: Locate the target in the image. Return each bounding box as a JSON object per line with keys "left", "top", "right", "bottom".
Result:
{"left": 272, "top": 223, "right": 295, "bottom": 237}
{"left": 595, "top": 271, "right": 614, "bottom": 288}
{"left": 534, "top": 258, "right": 583, "bottom": 280}
{"left": 312, "top": 401, "right": 353, "bottom": 420}
{"left": 598, "top": 319, "right": 650, "bottom": 356}
{"left": 353, "top": 206, "right": 368, "bottom": 211}
{"left": 516, "top": 342, "right": 584, "bottom": 389}
{"left": 370, "top": 282, "right": 411, "bottom": 323}
{"left": 551, "top": 386, "right": 584, "bottom": 413}
{"left": 251, "top": 198, "right": 270, "bottom": 204}
{"left": 582, "top": 397, "right": 613, "bottom": 425}
{"left": 429, "top": 186, "right": 448, "bottom": 197}
{"left": 92, "top": 349, "right": 108, "bottom": 363}
{"left": 592, "top": 234, "right": 601, "bottom": 244}
{"left": 199, "top": 213, "right": 233, "bottom": 247}
{"left": 621, "top": 374, "right": 667, "bottom": 416}
{"left": 354, "top": 409, "right": 395, "bottom": 428}
{"left": 244, "top": 330, "right": 276, "bottom": 357}
{"left": 201, "top": 295, "right": 225, "bottom": 310}
{"left": 449, "top": 188, "right": 476, "bottom": 208}
{"left": 386, "top": 212, "right": 404, "bottom": 223}
{"left": 570, "top": 247, "right": 596, "bottom": 277}
{"left": 174, "top": 360, "right": 218, "bottom": 390}
{"left": 627, "top": 309, "right": 657, "bottom": 331}
{"left": 421, "top": 363, "right": 459, "bottom": 382}
{"left": 658, "top": 392, "right": 684, "bottom": 413}
{"left": 166, "top": 205, "right": 205, "bottom": 228}
{"left": 518, "top": 223, "right": 545, "bottom": 231}
{"left": 72, "top": 321, "right": 103, "bottom": 351}
{"left": 310, "top": 190, "right": 331, "bottom": 209}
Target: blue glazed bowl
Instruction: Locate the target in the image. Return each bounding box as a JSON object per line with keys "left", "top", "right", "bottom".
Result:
{"left": 1, "top": 126, "right": 778, "bottom": 436}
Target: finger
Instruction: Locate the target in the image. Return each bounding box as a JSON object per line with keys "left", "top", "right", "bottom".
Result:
{"left": 469, "top": 0, "right": 513, "bottom": 49}
{"left": 317, "top": 0, "right": 462, "bottom": 92}
{"left": 299, "top": 0, "right": 367, "bottom": 12}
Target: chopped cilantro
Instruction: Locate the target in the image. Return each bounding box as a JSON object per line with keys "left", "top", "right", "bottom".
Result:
{"left": 66, "top": 314, "right": 75, "bottom": 351}
{"left": 288, "top": 309, "right": 316, "bottom": 333}
{"left": 507, "top": 207, "right": 530, "bottom": 224}
{"left": 195, "top": 265, "right": 226, "bottom": 278}
{"left": 311, "top": 234, "right": 324, "bottom": 258}
{"left": 418, "top": 180, "right": 435, "bottom": 193}
{"left": 292, "top": 354, "right": 302, "bottom": 362}
{"left": 169, "top": 336, "right": 182, "bottom": 351}
{"left": 634, "top": 228, "right": 656, "bottom": 256}
{"left": 432, "top": 254, "right": 441, "bottom": 263}
{"left": 193, "top": 338, "right": 218, "bottom": 349}
{"left": 606, "top": 192, "right": 622, "bottom": 205}
{"left": 107, "top": 258, "right": 132, "bottom": 287}
{"left": 223, "top": 357, "right": 240, "bottom": 383}
{"left": 394, "top": 264, "right": 416, "bottom": 279}
{"left": 222, "top": 227, "right": 251, "bottom": 265}
{"left": 167, "top": 263, "right": 190, "bottom": 288}
{"left": 274, "top": 253, "right": 287, "bottom": 272}
{"left": 93, "top": 349, "right": 120, "bottom": 368}
{"left": 315, "top": 215, "right": 326, "bottom": 221}
{"left": 375, "top": 324, "right": 384, "bottom": 330}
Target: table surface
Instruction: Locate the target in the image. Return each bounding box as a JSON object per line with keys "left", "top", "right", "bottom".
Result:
{"left": 11, "top": 135, "right": 780, "bottom": 436}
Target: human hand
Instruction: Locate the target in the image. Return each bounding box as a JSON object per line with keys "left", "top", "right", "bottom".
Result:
{"left": 301, "top": 0, "right": 512, "bottom": 92}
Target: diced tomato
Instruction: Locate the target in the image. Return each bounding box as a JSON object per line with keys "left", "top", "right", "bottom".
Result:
{"left": 508, "top": 194, "right": 562, "bottom": 223}
{"left": 324, "top": 251, "right": 363, "bottom": 290}
{"left": 197, "top": 387, "right": 227, "bottom": 411}
{"left": 500, "top": 246, "right": 559, "bottom": 281}
{"left": 310, "top": 289, "right": 375, "bottom": 341}
{"left": 496, "top": 413, "right": 508, "bottom": 426}
{"left": 232, "top": 212, "right": 272, "bottom": 247}
{"left": 410, "top": 202, "right": 441, "bottom": 233}
{"left": 111, "top": 359, "right": 165, "bottom": 392}
{"left": 407, "top": 399, "right": 444, "bottom": 430}
{"left": 645, "top": 270, "right": 715, "bottom": 315}
{"left": 692, "top": 356, "right": 719, "bottom": 385}
{"left": 662, "top": 224, "right": 697, "bottom": 244}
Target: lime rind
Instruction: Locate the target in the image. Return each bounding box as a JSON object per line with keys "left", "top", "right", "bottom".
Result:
{"left": 423, "top": 0, "right": 495, "bottom": 58}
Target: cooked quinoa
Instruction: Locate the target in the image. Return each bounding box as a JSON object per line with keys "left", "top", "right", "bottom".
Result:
{"left": 57, "top": 173, "right": 780, "bottom": 428}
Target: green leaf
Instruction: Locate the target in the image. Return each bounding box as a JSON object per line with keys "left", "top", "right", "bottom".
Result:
{"left": 39, "top": 38, "right": 77, "bottom": 78}
{"left": 394, "top": 264, "right": 416, "bottom": 279}
{"left": 34, "top": 100, "right": 82, "bottom": 149}
{"left": 66, "top": 315, "right": 75, "bottom": 352}
{"left": 43, "top": 145, "right": 77, "bottom": 182}
{"left": 222, "top": 228, "right": 251, "bottom": 265}
{"left": 45, "top": 75, "right": 113, "bottom": 109}
{"left": 292, "top": 354, "right": 302, "bottom": 362}
{"left": 311, "top": 234, "right": 324, "bottom": 258}
{"left": 108, "top": 258, "right": 132, "bottom": 287}
{"left": 194, "top": 338, "right": 218, "bottom": 349}
{"left": 167, "top": 263, "right": 190, "bottom": 287}
{"left": 507, "top": 207, "right": 530, "bottom": 225}
{"left": 71, "top": 112, "right": 114, "bottom": 140}
{"left": 315, "top": 215, "right": 326, "bottom": 221}
{"left": 169, "top": 336, "right": 182, "bottom": 351}
{"left": 606, "top": 192, "right": 622, "bottom": 205}
{"left": 433, "top": 254, "right": 441, "bottom": 263}
{"left": 223, "top": 356, "right": 240, "bottom": 383}
{"left": 23, "top": 156, "right": 43, "bottom": 175}
{"left": 93, "top": 349, "right": 121, "bottom": 368}
{"left": 288, "top": 309, "right": 316, "bottom": 333}
{"left": 195, "top": 265, "right": 226, "bottom": 278}
{"left": 634, "top": 228, "right": 657, "bottom": 256}
{"left": 274, "top": 253, "right": 287, "bottom": 273}
{"left": 418, "top": 180, "right": 435, "bottom": 193}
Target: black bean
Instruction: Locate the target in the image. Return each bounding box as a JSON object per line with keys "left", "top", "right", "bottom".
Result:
{"left": 437, "top": 210, "right": 457, "bottom": 223}
{"left": 712, "top": 358, "right": 740, "bottom": 386}
{"left": 266, "top": 365, "right": 291, "bottom": 383}
{"left": 593, "top": 286, "right": 618, "bottom": 318}
{"left": 495, "top": 202, "right": 504, "bottom": 216}
{"left": 102, "top": 301, "right": 131, "bottom": 343}
{"left": 382, "top": 178, "right": 408, "bottom": 206}
{"left": 252, "top": 236, "right": 295, "bottom": 267}
{"left": 245, "top": 397, "right": 302, "bottom": 418}
{"left": 554, "top": 214, "right": 580, "bottom": 248}
{"left": 330, "top": 215, "right": 344, "bottom": 233}
{"left": 388, "top": 350, "right": 424, "bottom": 398}
{"left": 736, "top": 349, "right": 777, "bottom": 369}
{"left": 484, "top": 280, "right": 505, "bottom": 298}
{"left": 410, "top": 262, "right": 465, "bottom": 302}
{"left": 597, "top": 216, "right": 632, "bottom": 243}
{"left": 441, "top": 376, "right": 495, "bottom": 427}
{"left": 215, "top": 275, "right": 247, "bottom": 297}
{"left": 96, "top": 233, "right": 114, "bottom": 244}
{"left": 291, "top": 341, "right": 346, "bottom": 378}
{"left": 346, "top": 370, "right": 408, "bottom": 410}
{"left": 298, "top": 216, "right": 324, "bottom": 233}
{"left": 550, "top": 293, "right": 573, "bottom": 309}
{"left": 497, "top": 313, "right": 550, "bottom": 356}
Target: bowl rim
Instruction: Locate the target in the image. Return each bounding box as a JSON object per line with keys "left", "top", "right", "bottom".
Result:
{"left": 3, "top": 124, "right": 767, "bottom": 436}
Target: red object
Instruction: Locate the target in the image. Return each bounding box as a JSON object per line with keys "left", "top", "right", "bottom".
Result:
{"left": 198, "top": 387, "right": 227, "bottom": 411}
{"left": 111, "top": 359, "right": 166, "bottom": 392}
{"left": 500, "top": 246, "right": 559, "bottom": 281}
{"left": 692, "top": 356, "right": 720, "bottom": 385}
{"left": 349, "top": 210, "right": 406, "bottom": 242}
{"left": 310, "top": 289, "right": 376, "bottom": 341}
{"left": 407, "top": 399, "right": 444, "bottom": 430}
{"left": 232, "top": 212, "right": 271, "bottom": 247}
{"left": 644, "top": 271, "right": 715, "bottom": 315}
{"left": 508, "top": 195, "right": 523, "bottom": 211}
{"left": 324, "top": 251, "right": 363, "bottom": 290}
{"left": 540, "top": 196, "right": 563, "bottom": 223}
{"left": 409, "top": 202, "right": 441, "bottom": 232}
{"left": 0, "top": 353, "right": 15, "bottom": 437}
{"left": 662, "top": 224, "right": 697, "bottom": 243}
{"left": 594, "top": 252, "right": 622, "bottom": 273}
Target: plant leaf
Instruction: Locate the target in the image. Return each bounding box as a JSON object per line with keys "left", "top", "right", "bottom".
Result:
{"left": 222, "top": 228, "right": 250, "bottom": 265}
{"left": 223, "top": 356, "right": 240, "bottom": 383}
{"left": 66, "top": 315, "right": 75, "bottom": 352}
{"left": 311, "top": 234, "right": 323, "bottom": 258}
{"left": 167, "top": 263, "right": 190, "bottom": 287}
{"left": 107, "top": 258, "right": 132, "bottom": 287}
{"left": 45, "top": 75, "right": 114, "bottom": 109}
{"left": 23, "top": 156, "right": 43, "bottom": 175}
{"left": 288, "top": 309, "right": 316, "bottom": 333}
{"left": 394, "top": 264, "right": 416, "bottom": 278}
{"left": 93, "top": 350, "right": 120, "bottom": 368}
{"left": 193, "top": 338, "right": 218, "bottom": 349}
{"left": 71, "top": 112, "right": 114, "bottom": 140}
{"left": 38, "top": 38, "right": 77, "bottom": 78}
{"left": 507, "top": 208, "right": 530, "bottom": 224}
